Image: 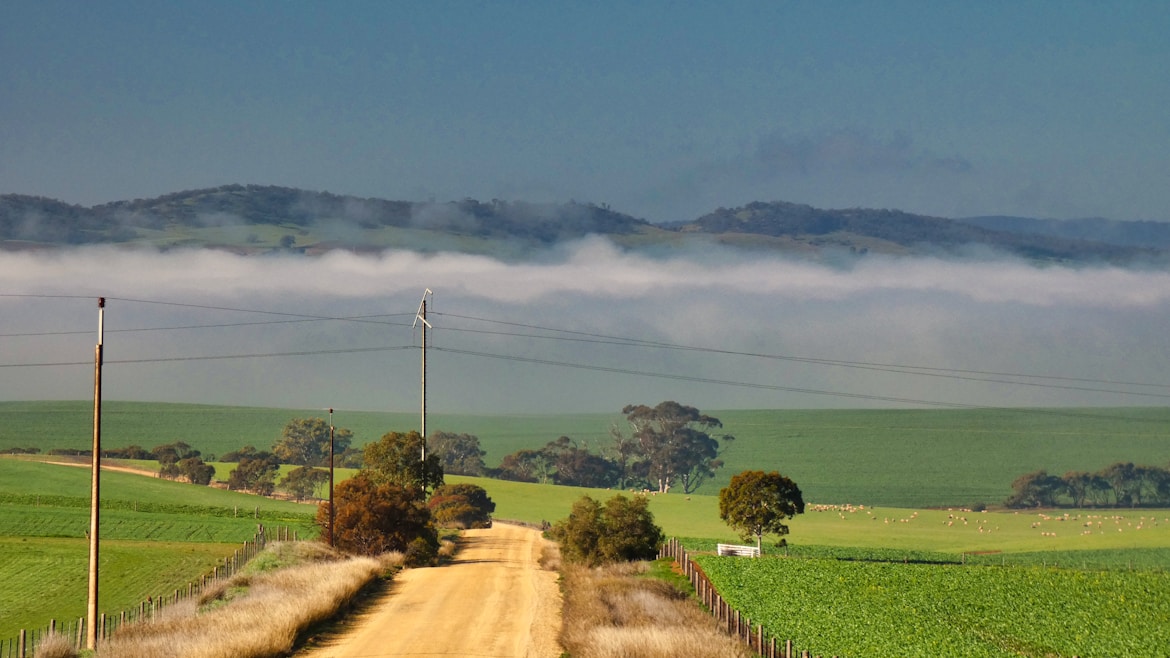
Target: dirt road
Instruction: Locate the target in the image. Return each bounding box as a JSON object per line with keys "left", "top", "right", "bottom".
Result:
{"left": 299, "top": 523, "right": 562, "bottom": 658}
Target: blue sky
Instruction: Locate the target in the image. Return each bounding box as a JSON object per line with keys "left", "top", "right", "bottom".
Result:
{"left": 2, "top": 1, "right": 1169, "bottom": 224}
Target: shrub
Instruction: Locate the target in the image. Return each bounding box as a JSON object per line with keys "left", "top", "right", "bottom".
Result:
{"left": 550, "top": 494, "right": 663, "bottom": 566}
{"left": 318, "top": 473, "right": 437, "bottom": 557}
{"left": 428, "top": 483, "right": 496, "bottom": 528}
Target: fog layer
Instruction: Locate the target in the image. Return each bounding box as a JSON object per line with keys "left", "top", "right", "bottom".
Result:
{"left": 3, "top": 240, "right": 1168, "bottom": 414}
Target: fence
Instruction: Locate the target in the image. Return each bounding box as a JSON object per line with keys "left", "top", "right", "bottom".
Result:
{"left": 0, "top": 525, "right": 301, "bottom": 658}
{"left": 660, "top": 537, "right": 838, "bottom": 658}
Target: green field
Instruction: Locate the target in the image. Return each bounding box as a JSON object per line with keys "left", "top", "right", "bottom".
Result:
{"left": 0, "top": 458, "right": 317, "bottom": 641}
{"left": 695, "top": 554, "right": 1170, "bottom": 657}
{"left": 4, "top": 401, "right": 1170, "bottom": 507}
{"left": 4, "top": 400, "right": 1170, "bottom": 652}
{"left": 0, "top": 537, "right": 231, "bottom": 640}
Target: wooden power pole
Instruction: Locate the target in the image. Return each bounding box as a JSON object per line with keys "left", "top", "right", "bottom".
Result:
{"left": 87, "top": 297, "right": 104, "bottom": 649}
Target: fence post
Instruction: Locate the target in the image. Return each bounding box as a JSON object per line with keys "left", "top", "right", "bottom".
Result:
{"left": 17, "top": 630, "right": 25, "bottom": 658}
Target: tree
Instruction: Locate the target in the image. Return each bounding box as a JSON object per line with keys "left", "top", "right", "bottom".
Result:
{"left": 221, "top": 445, "right": 262, "bottom": 462}
{"left": 494, "top": 448, "right": 552, "bottom": 484}
{"left": 151, "top": 441, "right": 200, "bottom": 466}
{"left": 719, "top": 470, "right": 805, "bottom": 553}
{"left": 541, "top": 436, "right": 620, "bottom": 488}
{"left": 1062, "top": 471, "right": 1101, "bottom": 508}
{"left": 607, "top": 423, "right": 643, "bottom": 489}
{"left": 619, "top": 401, "right": 734, "bottom": 493}
{"left": 178, "top": 456, "right": 216, "bottom": 485}
{"left": 596, "top": 494, "right": 663, "bottom": 562}
{"left": 279, "top": 466, "right": 329, "bottom": 501}
{"left": 550, "top": 496, "right": 603, "bottom": 565}
{"left": 228, "top": 452, "right": 281, "bottom": 495}
{"left": 317, "top": 472, "right": 437, "bottom": 561}
{"left": 272, "top": 417, "right": 353, "bottom": 467}
{"left": 363, "top": 430, "right": 443, "bottom": 494}
{"left": 1099, "top": 462, "right": 1140, "bottom": 507}
{"left": 102, "top": 445, "right": 151, "bottom": 460}
{"left": 429, "top": 431, "right": 487, "bottom": 476}
{"left": 1005, "top": 470, "right": 1065, "bottom": 508}
{"left": 427, "top": 483, "right": 496, "bottom": 528}
{"left": 550, "top": 494, "right": 663, "bottom": 566}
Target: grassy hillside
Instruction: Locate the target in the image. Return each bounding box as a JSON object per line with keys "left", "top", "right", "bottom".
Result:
{"left": 5, "top": 401, "right": 1170, "bottom": 508}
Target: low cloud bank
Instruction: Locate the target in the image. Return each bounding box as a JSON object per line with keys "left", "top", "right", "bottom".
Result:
{"left": 2, "top": 241, "right": 1168, "bottom": 413}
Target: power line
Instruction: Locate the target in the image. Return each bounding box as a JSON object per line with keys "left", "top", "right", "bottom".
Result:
{"left": 0, "top": 345, "right": 415, "bottom": 368}
{"left": 434, "top": 311, "right": 1170, "bottom": 396}
{"left": 432, "top": 346, "right": 1168, "bottom": 424}
{"left": 0, "top": 314, "right": 413, "bottom": 338}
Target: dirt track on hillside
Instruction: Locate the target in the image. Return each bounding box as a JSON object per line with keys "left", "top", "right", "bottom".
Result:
{"left": 298, "top": 523, "right": 563, "bottom": 658}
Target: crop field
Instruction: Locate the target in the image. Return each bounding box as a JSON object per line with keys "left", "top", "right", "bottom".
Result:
{"left": 695, "top": 554, "right": 1170, "bottom": 657}
{"left": 0, "top": 458, "right": 318, "bottom": 642}
{"left": 0, "top": 537, "right": 230, "bottom": 640}
{"left": 4, "top": 401, "right": 1169, "bottom": 507}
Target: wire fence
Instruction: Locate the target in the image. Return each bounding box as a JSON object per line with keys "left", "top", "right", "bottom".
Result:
{"left": 0, "top": 525, "right": 302, "bottom": 658}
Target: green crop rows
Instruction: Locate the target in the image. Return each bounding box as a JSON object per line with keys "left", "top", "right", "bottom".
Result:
{"left": 695, "top": 554, "right": 1170, "bottom": 657}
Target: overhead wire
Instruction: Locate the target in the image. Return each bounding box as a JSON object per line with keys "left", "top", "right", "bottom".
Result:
{"left": 3, "top": 295, "right": 1168, "bottom": 408}
{"left": 432, "top": 312, "right": 1170, "bottom": 399}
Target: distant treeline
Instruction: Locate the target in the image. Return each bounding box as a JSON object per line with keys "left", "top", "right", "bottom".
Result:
{"left": 1006, "top": 462, "right": 1170, "bottom": 508}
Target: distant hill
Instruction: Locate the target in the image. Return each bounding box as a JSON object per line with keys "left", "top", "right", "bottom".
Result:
{"left": 958, "top": 215, "right": 1170, "bottom": 250}
{"left": 678, "top": 201, "right": 1164, "bottom": 264}
{"left": 2, "top": 185, "right": 1166, "bottom": 265}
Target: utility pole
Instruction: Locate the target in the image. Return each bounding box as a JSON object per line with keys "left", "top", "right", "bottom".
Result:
{"left": 413, "top": 289, "right": 432, "bottom": 493}
{"left": 87, "top": 297, "right": 104, "bottom": 650}
{"left": 328, "top": 407, "right": 335, "bottom": 548}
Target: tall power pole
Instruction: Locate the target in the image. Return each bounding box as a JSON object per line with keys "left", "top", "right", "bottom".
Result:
{"left": 328, "top": 407, "right": 335, "bottom": 548}
{"left": 87, "top": 297, "right": 105, "bottom": 650}
{"left": 413, "top": 289, "right": 433, "bottom": 468}
{"left": 411, "top": 288, "right": 430, "bottom": 491}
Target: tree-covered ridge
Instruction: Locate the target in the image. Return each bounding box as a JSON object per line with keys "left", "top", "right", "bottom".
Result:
{"left": 2, "top": 184, "right": 1166, "bottom": 263}
{"left": 0, "top": 184, "right": 650, "bottom": 249}
{"left": 683, "top": 200, "right": 1162, "bottom": 263}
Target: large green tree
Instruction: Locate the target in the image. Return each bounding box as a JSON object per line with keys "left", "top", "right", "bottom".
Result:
{"left": 273, "top": 417, "right": 353, "bottom": 466}
{"left": 719, "top": 470, "right": 805, "bottom": 553}
{"left": 363, "top": 430, "right": 443, "bottom": 494}
{"left": 429, "top": 431, "right": 487, "bottom": 476}
{"left": 227, "top": 452, "right": 281, "bottom": 495}
{"left": 619, "top": 401, "right": 734, "bottom": 493}
{"left": 1005, "top": 470, "right": 1066, "bottom": 508}
{"left": 279, "top": 465, "right": 329, "bottom": 501}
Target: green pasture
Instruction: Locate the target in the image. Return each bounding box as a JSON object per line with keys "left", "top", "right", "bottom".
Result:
{"left": 696, "top": 555, "right": 1170, "bottom": 657}
{"left": 0, "top": 537, "right": 233, "bottom": 641}
{"left": 4, "top": 401, "right": 1170, "bottom": 507}
{"left": 0, "top": 458, "right": 319, "bottom": 518}
{"left": 456, "top": 474, "right": 1170, "bottom": 559}
{"left": 0, "top": 459, "right": 318, "bottom": 641}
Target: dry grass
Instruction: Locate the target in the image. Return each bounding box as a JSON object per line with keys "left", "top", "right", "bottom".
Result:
{"left": 94, "top": 542, "right": 388, "bottom": 658}
{"left": 559, "top": 561, "right": 750, "bottom": 658}
{"left": 31, "top": 633, "right": 77, "bottom": 658}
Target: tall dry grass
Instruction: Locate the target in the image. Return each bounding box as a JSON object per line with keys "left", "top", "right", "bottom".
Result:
{"left": 559, "top": 561, "right": 750, "bottom": 658}
{"left": 93, "top": 542, "right": 399, "bottom": 658}
{"left": 30, "top": 632, "right": 76, "bottom": 658}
